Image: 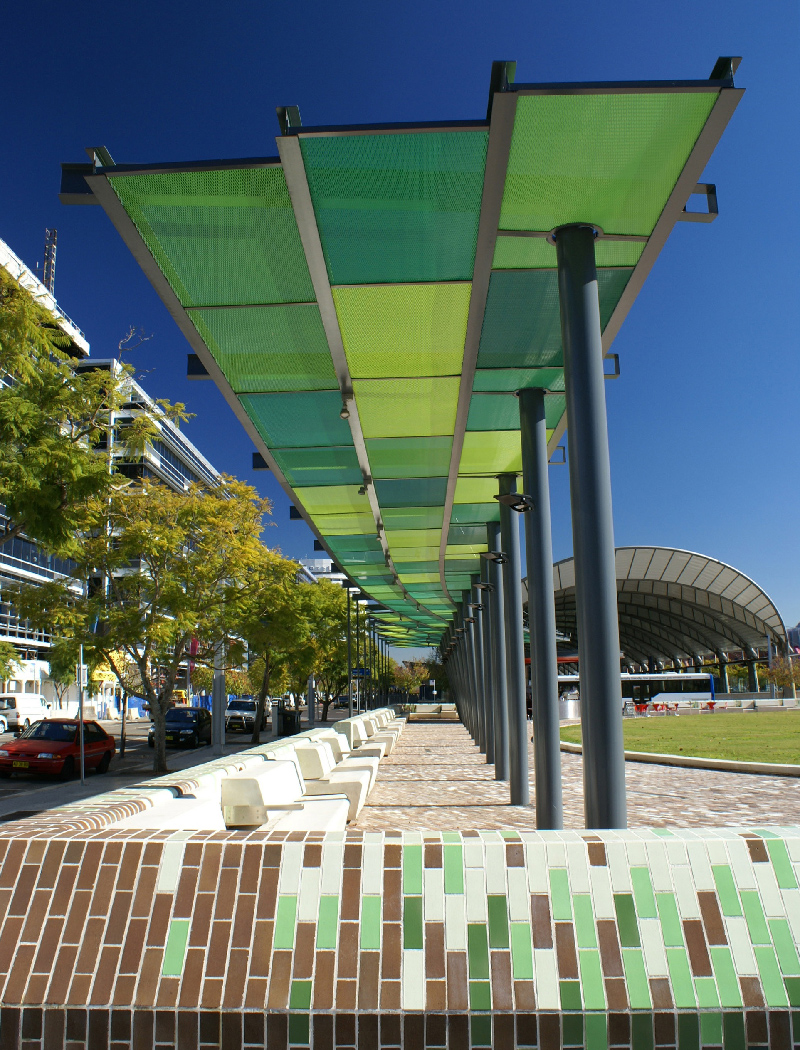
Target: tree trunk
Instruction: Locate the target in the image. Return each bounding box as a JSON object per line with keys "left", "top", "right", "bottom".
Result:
{"left": 320, "top": 699, "right": 331, "bottom": 722}
{"left": 120, "top": 692, "right": 127, "bottom": 758}
{"left": 250, "top": 653, "right": 270, "bottom": 746}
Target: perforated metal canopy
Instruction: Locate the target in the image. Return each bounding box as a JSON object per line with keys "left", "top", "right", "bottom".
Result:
{"left": 62, "top": 61, "right": 743, "bottom": 646}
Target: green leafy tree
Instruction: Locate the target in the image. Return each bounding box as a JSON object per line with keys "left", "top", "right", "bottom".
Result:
{"left": 0, "top": 641, "right": 20, "bottom": 683}
{"left": 190, "top": 665, "right": 213, "bottom": 696}
{"left": 304, "top": 580, "right": 350, "bottom": 721}
{"left": 14, "top": 477, "right": 272, "bottom": 772}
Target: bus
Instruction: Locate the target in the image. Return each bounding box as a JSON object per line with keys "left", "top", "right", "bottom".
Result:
{"left": 555, "top": 671, "right": 714, "bottom": 713}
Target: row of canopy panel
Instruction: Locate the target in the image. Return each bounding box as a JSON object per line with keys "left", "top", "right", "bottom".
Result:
{"left": 70, "top": 61, "right": 742, "bottom": 646}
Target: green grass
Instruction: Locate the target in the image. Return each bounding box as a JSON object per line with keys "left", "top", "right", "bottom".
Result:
{"left": 560, "top": 711, "right": 800, "bottom": 765}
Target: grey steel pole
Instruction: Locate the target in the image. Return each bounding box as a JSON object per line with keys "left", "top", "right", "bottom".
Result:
{"left": 464, "top": 591, "right": 485, "bottom": 752}
{"left": 477, "top": 565, "right": 494, "bottom": 764}
{"left": 471, "top": 576, "right": 488, "bottom": 758}
{"left": 498, "top": 474, "right": 530, "bottom": 806}
{"left": 488, "top": 522, "right": 509, "bottom": 781}
{"left": 212, "top": 640, "right": 226, "bottom": 756}
{"left": 347, "top": 591, "right": 353, "bottom": 719}
{"left": 555, "top": 223, "right": 626, "bottom": 829}
{"left": 519, "top": 386, "right": 563, "bottom": 829}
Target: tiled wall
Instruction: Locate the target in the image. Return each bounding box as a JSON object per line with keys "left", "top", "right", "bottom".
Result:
{"left": 0, "top": 825, "right": 798, "bottom": 1049}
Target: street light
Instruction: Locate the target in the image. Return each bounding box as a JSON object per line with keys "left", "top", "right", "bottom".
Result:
{"left": 494, "top": 492, "right": 535, "bottom": 513}
{"left": 480, "top": 551, "right": 508, "bottom": 565}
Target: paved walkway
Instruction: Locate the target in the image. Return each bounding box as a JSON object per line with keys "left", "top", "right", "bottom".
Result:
{"left": 351, "top": 719, "right": 800, "bottom": 830}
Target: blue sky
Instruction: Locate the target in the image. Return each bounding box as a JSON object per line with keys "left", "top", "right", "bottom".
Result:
{"left": 3, "top": 0, "right": 798, "bottom": 647}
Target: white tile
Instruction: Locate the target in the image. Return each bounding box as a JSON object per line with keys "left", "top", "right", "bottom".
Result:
{"left": 606, "top": 841, "right": 631, "bottom": 891}
{"left": 705, "top": 840, "right": 729, "bottom": 865}
{"left": 424, "top": 868, "right": 445, "bottom": 922}
{"left": 546, "top": 841, "right": 567, "bottom": 868}
{"left": 463, "top": 841, "right": 484, "bottom": 868}
{"left": 402, "top": 949, "right": 425, "bottom": 1009}
{"left": 565, "top": 843, "right": 590, "bottom": 893}
{"left": 645, "top": 842, "right": 672, "bottom": 891}
{"left": 361, "top": 842, "right": 382, "bottom": 895}
{"left": 533, "top": 949, "right": 560, "bottom": 1009}
{"left": 507, "top": 868, "right": 530, "bottom": 922}
{"left": 445, "top": 894, "right": 466, "bottom": 950}
{"left": 525, "top": 842, "right": 548, "bottom": 893}
{"left": 156, "top": 840, "right": 186, "bottom": 893}
{"left": 783, "top": 890, "right": 800, "bottom": 942}
{"left": 755, "top": 863, "right": 785, "bottom": 917}
{"left": 665, "top": 840, "right": 689, "bottom": 866}
{"left": 485, "top": 843, "right": 507, "bottom": 894}
{"left": 786, "top": 837, "right": 800, "bottom": 863}
{"left": 725, "top": 916, "right": 757, "bottom": 975}
{"left": 672, "top": 866, "right": 701, "bottom": 918}
{"left": 465, "top": 867, "right": 487, "bottom": 922}
{"left": 639, "top": 918, "right": 668, "bottom": 976}
{"left": 297, "top": 867, "right": 321, "bottom": 922}
{"left": 278, "top": 842, "right": 304, "bottom": 895}
{"left": 725, "top": 839, "right": 757, "bottom": 889}
{"left": 625, "top": 840, "right": 647, "bottom": 866}
{"left": 589, "top": 866, "right": 616, "bottom": 919}
{"left": 687, "top": 842, "right": 715, "bottom": 890}
{"left": 320, "top": 840, "right": 344, "bottom": 894}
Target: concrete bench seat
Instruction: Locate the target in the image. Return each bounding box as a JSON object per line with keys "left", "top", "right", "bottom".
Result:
{"left": 274, "top": 794, "right": 349, "bottom": 831}
{"left": 114, "top": 796, "right": 227, "bottom": 831}
{"left": 220, "top": 758, "right": 305, "bottom": 827}
{"left": 302, "top": 770, "right": 370, "bottom": 819}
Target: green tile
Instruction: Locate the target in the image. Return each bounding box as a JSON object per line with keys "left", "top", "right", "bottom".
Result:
{"left": 631, "top": 1015, "right": 654, "bottom": 1050}
{"left": 630, "top": 867, "right": 657, "bottom": 918}
{"left": 562, "top": 1014, "right": 583, "bottom": 1046}
{"left": 769, "top": 918, "right": 800, "bottom": 974}
{"left": 273, "top": 895, "right": 298, "bottom": 949}
{"left": 785, "top": 976, "right": 800, "bottom": 1006}
{"left": 579, "top": 949, "right": 606, "bottom": 1009}
{"left": 655, "top": 892, "right": 683, "bottom": 946}
{"left": 666, "top": 947, "right": 696, "bottom": 1008}
{"left": 549, "top": 868, "right": 572, "bottom": 920}
{"left": 700, "top": 1013, "right": 722, "bottom": 1047}
{"left": 161, "top": 919, "right": 190, "bottom": 976}
{"left": 288, "top": 1013, "right": 310, "bottom": 1045}
{"left": 499, "top": 829, "right": 519, "bottom": 839}
{"left": 694, "top": 975, "right": 720, "bottom": 1008}
{"left": 469, "top": 980, "right": 492, "bottom": 1011}
{"left": 487, "top": 895, "right": 510, "bottom": 948}
{"left": 585, "top": 1012, "right": 608, "bottom": 1050}
{"left": 573, "top": 895, "right": 598, "bottom": 948}
{"left": 711, "top": 864, "right": 742, "bottom": 917}
{"left": 677, "top": 1014, "right": 699, "bottom": 1050}
{"left": 442, "top": 831, "right": 461, "bottom": 843}
{"left": 741, "top": 890, "right": 771, "bottom": 944}
{"left": 622, "top": 948, "right": 652, "bottom": 1009}
{"left": 403, "top": 896, "right": 423, "bottom": 949}
{"left": 755, "top": 945, "right": 790, "bottom": 1006}
{"left": 316, "top": 895, "right": 339, "bottom": 949}
{"left": 402, "top": 843, "right": 423, "bottom": 895}
{"left": 709, "top": 946, "right": 743, "bottom": 1007}
{"left": 722, "top": 1013, "right": 746, "bottom": 1050}
{"left": 443, "top": 843, "right": 464, "bottom": 894}
{"left": 654, "top": 828, "right": 674, "bottom": 837}
{"left": 766, "top": 839, "right": 798, "bottom": 889}
{"left": 614, "top": 893, "right": 640, "bottom": 947}
{"left": 510, "top": 923, "right": 534, "bottom": 980}
{"left": 360, "top": 896, "right": 381, "bottom": 950}
{"left": 559, "top": 979, "right": 582, "bottom": 1011}
{"left": 289, "top": 980, "right": 312, "bottom": 1009}
{"left": 467, "top": 923, "right": 490, "bottom": 979}
{"left": 471, "top": 1014, "right": 492, "bottom": 1045}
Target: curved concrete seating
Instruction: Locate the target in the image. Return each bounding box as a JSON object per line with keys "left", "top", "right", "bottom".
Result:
{"left": 114, "top": 796, "right": 227, "bottom": 831}
{"left": 220, "top": 758, "right": 306, "bottom": 827}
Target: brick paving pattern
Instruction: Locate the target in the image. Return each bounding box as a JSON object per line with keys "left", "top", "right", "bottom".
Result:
{"left": 351, "top": 721, "right": 800, "bottom": 832}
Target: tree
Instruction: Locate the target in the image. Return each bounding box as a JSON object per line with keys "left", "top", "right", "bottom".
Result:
{"left": 393, "top": 659, "right": 430, "bottom": 696}
{"left": 13, "top": 476, "right": 273, "bottom": 773}
{"left": 45, "top": 639, "right": 79, "bottom": 709}
{"left": 190, "top": 665, "right": 213, "bottom": 696}
{"left": 226, "top": 668, "right": 252, "bottom": 697}
{"left": 0, "top": 641, "right": 20, "bottom": 683}
{"left": 762, "top": 657, "right": 797, "bottom": 695}
{"left": 303, "top": 580, "right": 349, "bottom": 721}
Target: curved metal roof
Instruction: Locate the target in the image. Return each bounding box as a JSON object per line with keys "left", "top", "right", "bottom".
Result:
{"left": 523, "top": 546, "right": 786, "bottom": 663}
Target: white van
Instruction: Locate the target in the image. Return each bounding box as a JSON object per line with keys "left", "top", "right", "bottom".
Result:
{"left": 0, "top": 694, "right": 52, "bottom": 734}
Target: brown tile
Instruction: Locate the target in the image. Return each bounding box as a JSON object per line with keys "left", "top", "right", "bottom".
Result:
{"left": 113, "top": 974, "right": 136, "bottom": 1006}
{"left": 292, "top": 922, "right": 315, "bottom": 979}
{"left": 116, "top": 843, "right": 143, "bottom": 891}
{"left": 654, "top": 1012, "right": 675, "bottom": 1046}
{"left": 495, "top": 1015, "right": 515, "bottom": 1047}
{"left": 200, "top": 976, "right": 222, "bottom": 1009}
{"left": 32, "top": 917, "right": 64, "bottom": 973}
{"left": 8, "top": 866, "right": 38, "bottom": 917}
{"left": 506, "top": 842, "right": 525, "bottom": 867}
{"left": 379, "top": 979, "right": 400, "bottom": 1009}
{"left": 338, "top": 921, "right": 359, "bottom": 979}
{"left": 358, "top": 1014, "right": 378, "bottom": 1050}
{"left": 119, "top": 918, "right": 147, "bottom": 975}
{"left": 741, "top": 975, "right": 766, "bottom": 1007}
{"left": 448, "top": 1015, "right": 469, "bottom": 1049}
{"left": 198, "top": 1009, "right": 219, "bottom": 1046}
{"left": 23, "top": 974, "right": 48, "bottom": 1004}
{"left": 222, "top": 947, "right": 248, "bottom": 1008}
{"left": 197, "top": 843, "right": 222, "bottom": 892}
{"left": 0, "top": 889, "right": 11, "bottom": 929}
{"left": 266, "top": 949, "right": 291, "bottom": 1008}
{"left": 446, "top": 950, "right": 468, "bottom": 1010}
{"left": 76, "top": 917, "right": 105, "bottom": 973}
{"left": 20, "top": 888, "right": 49, "bottom": 943}
{"left": 514, "top": 979, "right": 536, "bottom": 1011}
{"left": 0, "top": 842, "right": 25, "bottom": 888}
{"left": 36, "top": 842, "right": 66, "bottom": 890}
{"left": 89, "top": 866, "right": 116, "bottom": 916}
{"left": 605, "top": 978, "right": 628, "bottom": 1011}
{"left": 769, "top": 1011, "right": 791, "bottom": 1050}
{"left": 255, "top": 867, "right": 278, "bottom": 919}
{"left": 131, "top": 866, "right": 157, "bottom": 918}
{"left": 178, "top": 948, "right": 204, "bottom": 1007}
{"left": 403, "top": 1015, "right": 424, "bottom": 1050}
{"left": 517, "top": 1014, "right": 537, "bottom": 1049}
{"left": 205, "top": 920, "right": 232, "bottom": 978}
{"left": 173, "top": 866, "right": 199, "bottom": 919}
{"left": 231, "top": 894, "right": 256, "bottom": 950}
{"left": 650, "top": 976, "right": 674, "bottom": 1009}
{"left": 683, "top": 918, "right": 712, "bottom": 976}
{"left": 745, "top": 837, "right": 770, "bottom": 863}
{"left": 262, "top": 843, "right": 282, "bottom": 868}
{"left": 609, "top": 1013, "right": 630, "bottom": 1046}
{"left": 382, "top": 869, "right": 401, "bottom": 921}
{"left": 49, "top": 864, "right": 78, "bottom": 917}
{"left": 335, "top": 978, "right": 357, "bottom": 1010}
{"left": 64, "top": 841, "right": 84, "bottom": 864}
{"left": 213, "top": 868, "right": 238, "bottom": 921}
{"left": 133, "top": 948, "right": 162, "bottom": 1007}
{"left": 313, "top": 951, "right": 335, "bottom": 1009}
{"left": 587, "top": 841, "right": 607, "bottom": 866}
{"left": 132, "top": 1009, "right": 154, "bottom": 1050}
{"left": 384, "top": 844, "right": 401, "bottom": 868}
{"left": 340, "top": 868, "right": 361, "bottom": 919}
{"left": 3, "top": 945, "right": 35, "bottom": 1003}
{"left": 313, "top": 1013, "right": 333, "bottom": 1050}
{"left": 424, "top": 843, "right": 442, "bottom": 868}
{"left": 343, "top": 843, "right": 362, "bottom": 869}
{"left": 242, "top": 1011, "right": 262, "bottom": 1046}
{"left": 303, "top": 843, "right": 322, "bottom": 868}
{"left": 357, "top": 951, "right": 379, "bottom": 1009}
{"left": 105, "top": 892, "right": 133, "bottom": 945}
{"left": 238, "top": 845, "right": 261, "bottom": 894}
{"left": 425, "top": 1014, "right": 446, "bottom": 1049}
{"left": 746, "top": 1011, "right": 768, "bottom": 1044}
{"left": 697, "top": 890, "right": 727, "bottom": 945}
{"left": 45, "top": 945, "right": 78, "bottom": 1004}
{"left": 62, "top": 889, "right": 92, "bottom": 943}
{"left": 101, "top": 842, "right": 123, "bottom": 864}
{"left": 554, "top": 921, "right": 578, "bottom": 979}
{"left": 88, "top": 1009, "right": 109, "bottom": 1049}
{"left": 539, "top": 1013, "right": 561, "bottom": 1050}
{"left": 336, "top": 1013, "right": 356, "bottom": 1047}
{"left": 189, "top": 892, "right": 213, "bottom": 948}
{"left": 381, "top": 923, "right": 401, "bottom": 979}
{"left": 243, "top": 976, "right": 267, "bottom": 1010}
{"left": 156, "top": 976, "right": 179, "bottom": 1009}
{"left": 44, "top": 1009, "right": 66, "bottom": 1048}
{"left": 491, "top": 950, "right": 513, "bottom": 1011}
{"left": 248, "top": 919, "right": 273, "bottom": 978}
{"left": 90, "top": 946, "right": 121, "bottom": 1005}
{"left": 531, "top": 893, "right": 553, "bottom": 949}
{"left": 597, "top": 918, "right": 624, "bottom": 977}
{"left": 145, "top": 893, "right": 172, "bottom": 947}
{"left": 424, "top": 921, "right": 445, "bottom": 979}
{"left": 424, "top": 978, "right": 446, "bottom": 1011}
{"left": 76, "top": 843, "right": 103, "bottom": 889}
{"left": 0, "top": 916, "right": 23, "bottom": 975}
{"left": 222, "top": 843, "right": 241, "bottom": 868}
{"left": 177, "top": 1010, "right": 198, "bottom": 1049}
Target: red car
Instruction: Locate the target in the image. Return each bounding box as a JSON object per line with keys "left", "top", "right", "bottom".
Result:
{"left": 0, "top": 719, "right": 115, "bottom": 780}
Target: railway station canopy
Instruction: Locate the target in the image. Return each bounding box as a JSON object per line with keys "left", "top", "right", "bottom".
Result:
{"left": 62, "top": 59, "right": 743, "bottom": 647}
{"left": 522, "top": 546, "right": 787, "bottom": 665}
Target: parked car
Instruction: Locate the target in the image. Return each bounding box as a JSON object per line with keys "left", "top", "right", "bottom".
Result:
{"left": 0, "top": 719, "right": 115, "bottom": 779}
{"left": 0, "top": 694, "right": 52, "bottom": 734}
{"left": 148, "top": 706, "right": 212, "bottom": 749}
{"left": 225, "top": 699, "right": 257, "bottom": 733}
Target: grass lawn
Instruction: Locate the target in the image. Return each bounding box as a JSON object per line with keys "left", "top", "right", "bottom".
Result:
{"left": 560, "top": 710, "right": 800, "bottom": 765}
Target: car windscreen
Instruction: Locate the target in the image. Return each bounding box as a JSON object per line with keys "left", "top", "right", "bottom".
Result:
{"left": 0, "top": 698, "right": 16, "bottom": 709}
{"left": 227, "top": 701, "right": 256, "bottom": 712}
{"left": 19, "top": 722, "right": 77, "bottom": 742}
{"left": 165, "top": 709, "right": 199, "bottom": 723}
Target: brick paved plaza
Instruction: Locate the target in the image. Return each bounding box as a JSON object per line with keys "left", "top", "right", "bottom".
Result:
{"left": 352, "top": 720, "right": 800, "bottom": 832}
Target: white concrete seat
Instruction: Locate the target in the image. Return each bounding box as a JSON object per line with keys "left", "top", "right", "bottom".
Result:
{"left": 220, "top": 759, "right": 305, "bottom": 827}
{"left": 274, "top": 794, "right": 349, "bottom": 832}
{"left": 114, "top": 797, "right": 226, "bottom": 831}
{"left": 302, "top": 767, "right": 372, "bottom": 819}
{"left": 304, "top": 727, "right": 351, "bottom": 762}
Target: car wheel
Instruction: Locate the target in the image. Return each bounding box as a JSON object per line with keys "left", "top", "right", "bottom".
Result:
{"left": 59, "top": 756, "right": 75, "bottom": 781}
{"left": 187, "top": 733, "right": 198, "bottom": 749}
{"left": 147, "top": 738, "right": 154, "bottom": 748}
{"left": 0, "top": 718, "right": 6, "bottom": 733}
{"left": 22, "top": 719, "right": 30, "bottom": 730}
{"left": 97, "top": 752, "right": 111, "bottom": 774}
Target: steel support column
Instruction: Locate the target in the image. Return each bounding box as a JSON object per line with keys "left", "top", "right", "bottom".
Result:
{"left": 498, "top": 474, "right": 530, "bottom": 806}
{"left": 471, "top": 575, "right": 488, "bottom": 759}
{"left": 464, "top": 593, "right": 483, "bottom": 750}
{"left": 519, "top": 386, "right": 563, "bottom": 829}
{"left": 556, "top": 223, "right": 626, "bottom": 829}
{"left": 488, "top": 522, "right": 509, "bottom": 781}
{"left": 479, "top": 559, "right": 495, "bottom": 764}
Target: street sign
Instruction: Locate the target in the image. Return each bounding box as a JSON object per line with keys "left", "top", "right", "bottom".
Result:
{"left": 351, "top": 667, "right": 371, "bottom": 679}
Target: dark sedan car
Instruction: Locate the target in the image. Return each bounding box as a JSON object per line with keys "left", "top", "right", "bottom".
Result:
{"left": 148, "top": 706, "right": 211, "bottom": 749}
{"left": 0, "top": 719, "right": 115, "bottom": 779}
